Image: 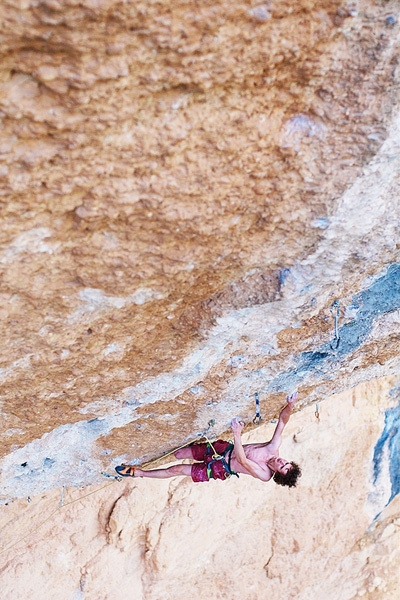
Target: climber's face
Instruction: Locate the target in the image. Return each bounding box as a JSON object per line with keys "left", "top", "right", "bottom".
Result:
{"left": 267, "top": 456, "right": 293, "bottom": 475}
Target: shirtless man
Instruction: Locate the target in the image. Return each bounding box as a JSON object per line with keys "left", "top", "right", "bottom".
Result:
{"left": 116, "top": 392, "right": 301, "bottom": 488}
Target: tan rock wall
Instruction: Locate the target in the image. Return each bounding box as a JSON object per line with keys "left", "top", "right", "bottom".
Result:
{"left": 0, "top": 2, "right": 399, "bottom": 596}
{"left": 0, "top": 0, "right": 399, "bottom": 502}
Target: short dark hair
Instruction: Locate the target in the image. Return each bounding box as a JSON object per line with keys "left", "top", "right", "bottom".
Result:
{"left": 273, "top": 462, "right": 302, "bottom": 488}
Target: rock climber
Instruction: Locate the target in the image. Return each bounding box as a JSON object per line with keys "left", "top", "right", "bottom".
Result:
{"left": 115, "top": 392, "right": 302, "bottom": 487}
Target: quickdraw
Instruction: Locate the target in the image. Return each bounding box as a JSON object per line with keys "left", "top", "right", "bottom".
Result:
{"left": 59, "top": 485, "right": 66, "bottom": 508}
{"left": 102, "top": 471, "right": 123, "bottom": 482}
{"left": 253, "top": 392, "right": 261, "bottom": 425}
{"left": 330, "top": 300, "right": 341, "bottom": 350}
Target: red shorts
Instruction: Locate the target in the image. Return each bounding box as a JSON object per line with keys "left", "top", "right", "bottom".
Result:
{"left": 190, "top": 440, "right": 232, "bottom": 483}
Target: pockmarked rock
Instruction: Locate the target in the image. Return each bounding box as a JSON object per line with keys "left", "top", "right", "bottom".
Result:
{"left": 0, "top": 0, "right": 399, "bottom": 508}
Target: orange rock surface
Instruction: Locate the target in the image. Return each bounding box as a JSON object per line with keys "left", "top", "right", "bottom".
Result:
{"left": 0, "top": 4, "right": 399, "bottom": 594}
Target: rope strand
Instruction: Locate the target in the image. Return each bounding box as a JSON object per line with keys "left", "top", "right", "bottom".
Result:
{"left": 0, "top": 480, "right": 116, "bottom": 556}
{"left": 1, "top": 419, "right": 218, "bottom": 555}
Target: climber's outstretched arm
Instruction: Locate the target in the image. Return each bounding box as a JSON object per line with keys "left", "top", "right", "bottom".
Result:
{"left": 268, "top": 391, "right": 298, "bottom": 451}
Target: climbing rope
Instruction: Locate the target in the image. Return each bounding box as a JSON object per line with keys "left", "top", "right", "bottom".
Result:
{"left": 4, "top": 403, "right": 258, "bottom": 556}
{"left": 140, "top": 419, "right": 217, "bottom": 469}
{"left": 0, "top": 480, "right": 117, "bottom": 557}
{"left": 330, "top": 300, "right": 341, "bottom": 350}
{"left": 1, "top": 416, "right": 232, "bottom": 556}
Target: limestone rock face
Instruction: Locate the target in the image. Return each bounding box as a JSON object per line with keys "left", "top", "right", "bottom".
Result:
{"left": 0, "top": 0, "right": 399, "bottom": 504}
{"left": 0, "top": 2, "right": 400, "bottom": 596}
